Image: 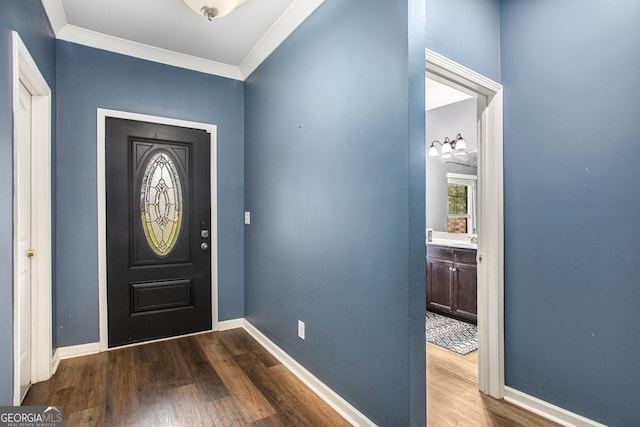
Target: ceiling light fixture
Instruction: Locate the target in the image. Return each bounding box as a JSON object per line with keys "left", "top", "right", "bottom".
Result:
{"left": 427, "top": 133, "right": 468, "bottom": 160}
{"left": 182, "top": 0, "right": 248, "bottom": 21}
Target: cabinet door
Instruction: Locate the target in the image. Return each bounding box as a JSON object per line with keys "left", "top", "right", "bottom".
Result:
{"left": 427, "top": 258, "right": 454, "bottom": 314}
{"left": 453, "top": 262, "right": 477, "bottom": 322}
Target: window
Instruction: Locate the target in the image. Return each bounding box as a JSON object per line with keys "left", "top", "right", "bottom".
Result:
{"left": 447, "top": 174, "right": 476, "bottom": 234}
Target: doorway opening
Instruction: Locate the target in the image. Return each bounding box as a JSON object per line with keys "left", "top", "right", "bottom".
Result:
{"left": 425, "top": 49, "right": 504, "bottom": 409}
{"left": 12, "top": 32, "right": 53, "bottom": 404}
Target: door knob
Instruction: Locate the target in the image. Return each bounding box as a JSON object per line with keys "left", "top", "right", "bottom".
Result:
{"left": 200, "top": 242, "right": 209, "bottom": 251}
{"left": 27, "top": 249, "right": 35, "bottom": 258}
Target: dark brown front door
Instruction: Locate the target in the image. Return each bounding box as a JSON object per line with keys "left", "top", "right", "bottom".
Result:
{"left": 106, "top": 117, "right": 211, "bottom": 348}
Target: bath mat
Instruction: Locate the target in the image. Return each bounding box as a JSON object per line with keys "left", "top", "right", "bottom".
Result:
{"left": 426, "top": 311, "right": 477, "bottom": 355}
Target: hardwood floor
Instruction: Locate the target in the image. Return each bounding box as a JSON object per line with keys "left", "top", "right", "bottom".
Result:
{"left": 23, "top": 329, "right": 350, "bottom": 426}
{"left": 25, "top": 327, "right": 561, "bottom": 426}
{"left": 427, "top": 343, "right": 560, "bottom": 427}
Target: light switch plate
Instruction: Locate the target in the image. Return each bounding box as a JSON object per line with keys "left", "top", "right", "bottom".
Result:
{"left": 244, "top": 211, "right": 251, "bottom": 225}
{"left": 298, "top": 320, "right": 305, "bottom": 340}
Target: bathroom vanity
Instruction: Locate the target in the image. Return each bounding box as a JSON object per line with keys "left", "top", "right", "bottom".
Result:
{"left": 426, "top": 242, "right": 477, "bottom": 323}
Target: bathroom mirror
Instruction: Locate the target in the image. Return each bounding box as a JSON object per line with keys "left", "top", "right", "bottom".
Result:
{"left": 446, "top": 173, "right": 477, "bottom": 234}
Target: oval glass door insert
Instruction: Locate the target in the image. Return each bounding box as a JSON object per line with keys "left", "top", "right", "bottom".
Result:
{"left": 140, "top": 151, "right": 183, "bottom": 256}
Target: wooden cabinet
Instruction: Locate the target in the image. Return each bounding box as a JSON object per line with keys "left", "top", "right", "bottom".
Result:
{"left": 426, "top": 245, "right": 477, "bottom": 323}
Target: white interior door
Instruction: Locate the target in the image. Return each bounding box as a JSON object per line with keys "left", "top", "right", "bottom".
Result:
{"left": 17, "top": 80, "right": 33, "bottom": 402}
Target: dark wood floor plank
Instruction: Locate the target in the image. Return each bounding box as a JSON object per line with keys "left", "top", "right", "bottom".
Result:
{"left": 219, "top": 328, "right": 280, "bottom": 368}
{"left": 22, "top": 381, "right": 53, "bottom": 406}
{"left": 65, "top": 405, "right": 105, "bottom": 426}
{"left": 269, "top": 364, "right": 350, "bottom": 427}
{"left": 233, "top": 351, "right": 321, "bottom": 427}
{"left": 208, "top": 395, "right": 254, "bottom": 426}
{"left": 251, "top": 413, "right": 289, "bottom": 427}
{"left": 104, "top": 347, "right": 141, "bottom": 426}
{"left": 169, "top": 384, "right": 215, "bottom": 427}
{"left": 160, "top": 339, "right": 195, "bottom": 389}
{"left": 49, "top": 356, "right": 82, "bottom": 391}
{"left": 176, "top": 336, "right": 230, "bottom": 401}
{"left": 76, "top": 352, "right": 108, "bottom": 412}
{"left": 197, "top": 333, "right": 277, "bottom": 423}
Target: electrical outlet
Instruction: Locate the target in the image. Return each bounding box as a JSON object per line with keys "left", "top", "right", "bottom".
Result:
{"left": 298, "top": 320, "right": 305, "bottom": 340}
{"left": 244, "top": 211, "right": 251, "bottom": 225}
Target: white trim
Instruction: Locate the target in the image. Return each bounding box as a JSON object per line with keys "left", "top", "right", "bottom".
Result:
{"left": 42, "top": 1, "right": 324, "bottom": 81}
{"left": 54, "top": 343, "right": 101, "bottom": 362}
{"left": 50, "top": 341, "right": 101, "bottom": 375}
{"left": 217, "top": 318, "right": 244, "bottom": 331}
{"left": 12, "top": 32, "right": 53, "bottom": 405}
{"left": 504, "top": 387, "right": 606, "bottom": 427}
{"left": 50, "top": 354, "right": 60, "bottom": 376}
{"left": 239, "top": 0, "right": 325, "bottom": 79}
{"left": 41, "top": 0, "right": 67, "bottom": 36}
{"left": 426, "top": 49, "right": 505, "bottom": 399}
{"left": 426, "top": 49, "right": 501, "bottom": 95}
{"left": 241, "top": 320, "right": 375, "bottom": 427}
{"left": 58, "top": 25, "right": 244, "bottom": 81}
{"left": 97, "top": 109, "right": 219, "bottom": 351}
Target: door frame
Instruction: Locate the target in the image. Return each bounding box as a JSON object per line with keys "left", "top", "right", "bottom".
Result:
{"left": 426, "top": 49, "right": 505, "bottom": 398}
{"left": 97, "top": 109, "right": 219, "bottom": 351}
{"left": 12, "top": 32, "right": 53, "bottom": 405}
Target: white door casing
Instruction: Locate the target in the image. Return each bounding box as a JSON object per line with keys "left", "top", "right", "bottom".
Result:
{"left": 12, "top": 32, "right": 53, "bottom": 405}
{"left": 425, "top": 49, "right": 505, "bottom": 399}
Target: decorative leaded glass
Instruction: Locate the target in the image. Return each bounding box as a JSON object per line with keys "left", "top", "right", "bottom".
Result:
{"left": 140, "top": 152, "right": 183, "bottom": 256}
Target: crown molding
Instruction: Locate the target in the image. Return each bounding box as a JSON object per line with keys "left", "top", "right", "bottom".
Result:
{"left": 41, "top": 0, "right": 67, "bottom": 36}
{"left": 41, "top": 0, "right": 325, "bottom": 81}
{"left": 57, "top": 25, "right": 244, "bottom": 81}
{"left": 238, "top": 0, "right": 325, "bottom": 79}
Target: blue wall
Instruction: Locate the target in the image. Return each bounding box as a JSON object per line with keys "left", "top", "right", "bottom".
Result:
{"left": 425, "top": 0, "right": 501, "bottom": 83}
{"left": 0, "top": 0, "right": 56, "bottom": 405}
{"left": 244, "top": 0, "right": 426, "bottom": 424}
{"left": 501, "top": 1, "right": 640, "bottom": 425}
{"left": 55, "top": 42, "right": 245, "bottom": 346}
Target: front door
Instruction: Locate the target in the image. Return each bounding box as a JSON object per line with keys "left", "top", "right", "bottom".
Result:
{"left": 106, "top": 118, "right": 211, "bottom": 348}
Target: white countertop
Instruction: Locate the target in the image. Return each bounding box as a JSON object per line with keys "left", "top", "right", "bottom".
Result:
{"left": 427, "top": 238, "right": 477, "bottom": 250}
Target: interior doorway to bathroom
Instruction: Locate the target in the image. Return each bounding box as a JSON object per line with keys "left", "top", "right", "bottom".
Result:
{"left": 425, "top": 50, "right": 505, "bottom": 409}
{"left": 425, "top": 75, "right": 481, "bottom": 422}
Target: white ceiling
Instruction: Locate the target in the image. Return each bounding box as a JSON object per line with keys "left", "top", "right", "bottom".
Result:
{"left": 41, "top": 0, "right": 325, "bottom": 80}
{"left": 426, "top": 78, "right": 473, "bottom": 111}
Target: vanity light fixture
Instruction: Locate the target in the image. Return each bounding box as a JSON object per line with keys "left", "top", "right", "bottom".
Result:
{"left": 182, "top": 0, "right": 247, "bottom": 21}
{"left": 427, "top": 133, "right": 467, "bottom": 159}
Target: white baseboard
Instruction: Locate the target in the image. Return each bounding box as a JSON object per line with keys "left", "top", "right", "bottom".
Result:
{"left": 51, "top": 342, "right": 101, "bottom": 374}
{"left": 504, "top": 387, "right": 606, "bottom": 427}
{"left": 217, "top": 318, "right": 244, "bottom": 331}
{"left": 241, "top": 320, "right": 375, "bottom": 427}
